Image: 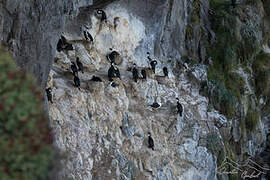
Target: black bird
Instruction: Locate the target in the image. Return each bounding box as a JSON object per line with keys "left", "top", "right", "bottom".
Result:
{"left": 83, "top": 31, "right": 93, "bottom": 42}
{"left": 71, "top": 62, "right": 78, "bottom": 76}
{"left": 163, "top": 67, "right": 168, "bottom": 77}
{"left": 108, "top": 63, "right": 115, "bottom": 81}
{"left": 107, "top": 51, "right": 120, "bottom": 64}
{"left": 132, "top": 63, "right": 138, "bottom": 83}
{"left": 148, "top": 132, "right": 154, "bottom": 150}
{"left": 150, "top": 102, "right": 160, "bottom": 109}
{"left": 113, "top": 63, "right": 121, "bottom": 79}
{"left": 147, "top": 52, "right": 152, "bottom": 61}
{"left": 176, "top": 98, "right": 183, "bottom": 116}
{"left": 150, "top": 60, "right": 158, "bottom": 73}
{"left": 97, "top": 9, "right": 107, "bottom": 22}
{"left": 141, "top": 69, "right": 147, "bottom": 79}
{"left": 91, "top": 76, "right": 102, "bottom": 82}
{"left": 111, "top": 81, "right": 119, "bottom": 88}
{"left": 60, "top": 35, "right": 67, "bottom": 44}
{"left": 74, "top": 75, "right": 81, "bottom": 90}
{"left": 108, "top": 63, "right": 121, "bottom": 81}
{"left": 57, "top": 38, "right": 64, "bottom": 52}
{"left": 46, "top": 88, "right": 53, "bottom": 103}
{"left": 76, "top": 57, "right": 84, "bottom": 73}
{"left": 57, "top": 35, "right": 73, "bottom": 52}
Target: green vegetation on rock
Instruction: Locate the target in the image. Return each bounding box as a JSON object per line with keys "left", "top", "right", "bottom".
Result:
{"left": 201, "top": 80, "right": 237, "bottom": 118}
{"left": 253, "top": 52, "right": 270, "bottom": 97}
{"left": 0, "top": 48, "right": 53, "bottom": 180}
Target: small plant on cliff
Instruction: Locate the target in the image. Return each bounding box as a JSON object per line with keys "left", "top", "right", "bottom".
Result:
{"left": 0, "top": 48, "right": 53, "bottom": 179}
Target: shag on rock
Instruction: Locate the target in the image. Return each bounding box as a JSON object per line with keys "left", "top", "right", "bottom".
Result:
{"left": 148, "top": 132, "right": 154, "bottom": 150}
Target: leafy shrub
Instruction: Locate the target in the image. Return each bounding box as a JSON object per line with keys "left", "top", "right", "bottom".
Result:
{"left": 0, "top": 48, "right": 53, "bottom": 179}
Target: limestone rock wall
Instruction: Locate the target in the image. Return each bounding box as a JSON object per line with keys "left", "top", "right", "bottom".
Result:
{"left": 47, "top": 1, "right": 219, "bottom": 179}
{"left": 0, "top": 0, "right": 93, "bottom": 87}
{"left": 0, "top": 0, "right": 269, "bottom": 179}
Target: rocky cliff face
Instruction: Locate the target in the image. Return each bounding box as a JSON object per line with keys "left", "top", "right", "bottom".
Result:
{"left": 0, "top": 0, "right": 93, "bottom": 87}
{"left": 1, "top": 0, "right": 270, "bottom": 179}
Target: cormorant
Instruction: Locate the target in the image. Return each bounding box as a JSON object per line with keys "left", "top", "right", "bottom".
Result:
{"left": 147, "top": 52, "right": 152, "bottom": 61}
{"left": 91, "top": 76, "right": 102, "bottom": 82}
{"left": 113, "top": 63, "right": 121, "bottom": 79}
{"left": 57, "top": 38, "right": 63, "bottom": 52}
{"left": 76, "top": 57, "right": 84, "bottom": 73}
{"left": 108, "top": 64, "right": 115, "bottom": 81}
{"left": 141, "top": 69, "right": 147, "bottom": 79}
{"left": 74, "top": 75, "right": 81, "bottom": 90}
{"left": 83, "top": 30, "right": 93, "bottom": 42}
{"left": 57, "top": 35, "right": 73, "bottom": 52}
{"left": 163, "top": 67, "right": 168, "bottom": 77}
{"left": 148, "top": 132, "right": 154, "bottom": 150}
{"left": 108, "top": 63, "right": 121, "bottom": 81}
{"left": 46, "top": 88, "right": 53, "bottom": 103}
{"left": 71, "top": 62, "right": 78, "bottom": 76}
{"left": 150, "top": 102, "right": 160, "bottom": 109}
{"left": 107, "top": 51, "right": 120, "bottom": 64}
{"left": 176, "top": 98, "right": 183, "bottom": 116}
{"left": 97, "top": 9, "right": 107, "bottom": 22}
{"left": 132, "top": 63, "right": 138, "bottom": 83}
{"left": 111, "top": 81, "right": 119, "bottom": 88}
{"left": 150, "top": 60, "right": 157, "bottom": 73}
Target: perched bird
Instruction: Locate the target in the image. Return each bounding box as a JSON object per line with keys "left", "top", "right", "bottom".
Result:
{"left": 107, "top": 51, "right": 120, "bottom": 64}
{"left": 57, "top": 35, "right": 73, "bottom": 52}
{"left": 113, "top": 63, "right": 121, "bottom": 79}
{"left": 150, "top": 102, "right": 161, "bottom": 109}
{"left": 141, "top": 69, "right": 147, "bottom": 79}
{"left": 147, "top": 52, "right": 152, "bottom": 61}
{"left": 148, "top": 132, "right": 154, "bottom": 150}
{"left": 150, "top": 60, "right": 158, "bottom": 74}
{"left": 83, "top": 30, "right": 93, "bottom": 42}
{"left": 91, "top": 76, "right": 102, "bottom": 82}
{"left": 111, "top": 81, "right": 118, "bottom": 88}
{"left": 74, "top": 75, "right": 81, "bottom": 90}
{"left": 176, "top": 98, "right": 183, "bottom": 116}
{"left": 46, "top": 88, "right": 53, "bottom": 103}
{"left": 163, "top": 67, "right": 168, "bottom": 77}
{"left": 56, "top": 38, "right": 64, "bottom": 52}
{"left": 76, "top": 57, "right": 84, "bottom": 73}
{"left": 108, "top": 63, "right": 120, "bottom": 81}
{"left": 71, "top": 62, "right": 78, "bottom": 76}
{"left": 108, "top": 63, "right": 115, "bottom": 81}
{"left": 97, "top": 9, "right": 107, "bottom": 22}
{"left": 132, "top": 63, "right": 138, "bottom": 83}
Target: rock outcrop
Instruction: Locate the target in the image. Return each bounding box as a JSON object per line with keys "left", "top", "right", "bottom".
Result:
{"left": 1, "top": 0, "right": 270, "bottom": 179}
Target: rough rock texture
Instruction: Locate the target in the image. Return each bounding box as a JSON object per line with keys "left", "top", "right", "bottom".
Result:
{"left": 46, "top": 1, "right": 220, "bottom": 179}
{"left": 0, "top": 0, "right": 93, "bottom": 87}
{"left": 1, "top": 0, "right": 269, "bottom": 179}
